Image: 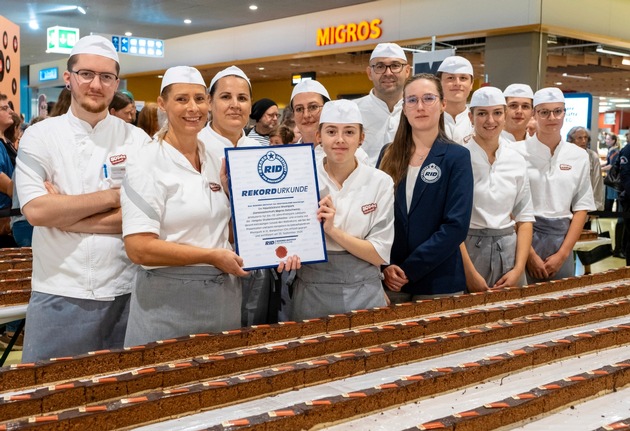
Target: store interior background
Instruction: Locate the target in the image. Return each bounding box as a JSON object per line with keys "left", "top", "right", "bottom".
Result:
{"left": 3, "top": 0, "right": 630, "bottom": 147}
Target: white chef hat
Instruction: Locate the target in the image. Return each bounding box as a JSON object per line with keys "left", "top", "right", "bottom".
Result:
{"left": 209, "top": 65, "right": 251, "bottom": 92}
{"left": 503, "top": 83, "right": 534, "bottom": 99}
{"left": 319, "top": 99, "right": 363, "bottom": 125}
{"left": 437, "top": 56, "right": 474, "bottom": 76}
{"left": 533, "top": 87, "right": 564, "bottom": 107}
{"left": 160, "top": 66, "right": 206, "bottom": 93}
{"left": 469, "top": 86, "right": 506, "bottom": 108}
{"left": 370, "top": 43, "right": 406, "bottom": 61}
{"left": 290, "top": 80, "right": 331, "bottom": 106}
{"left": 70, "top": 35, "right": 119, "bottom": 63}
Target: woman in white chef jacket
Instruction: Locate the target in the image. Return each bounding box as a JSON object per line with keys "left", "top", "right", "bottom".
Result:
{"left": 121, "top": 67, "right": 297, "bottom": 346}
{"left": 461, "top": 87, "right": 534, "bottom": 291}
{"left": 291, "top": 100, "right": 395, "bottom": 320}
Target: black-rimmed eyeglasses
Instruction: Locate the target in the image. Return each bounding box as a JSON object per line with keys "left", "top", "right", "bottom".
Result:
{"left": 70, "top": 69, "right": 119, "bottom": 86}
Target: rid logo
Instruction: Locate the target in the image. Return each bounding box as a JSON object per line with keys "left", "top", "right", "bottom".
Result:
{"left": 265, "top": 240, "right": 275, "bottom": 245}
{"left": 258, "top": 151, "right": 288, "bottom": 184}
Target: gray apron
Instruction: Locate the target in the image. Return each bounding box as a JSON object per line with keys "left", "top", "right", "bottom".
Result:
{"left": 291, "top": 251, "right": 387, "bottom": 321}
{"left": 124, "top": 266, "right": 242, "bottom": 347}
{"left": 241, "top": 269, "right": 271, "bottom": 327}
{"left": 526, "top": 216, "right": 573, "bottom": 283}
{"left": 465, "top": 226, "right": 525, "bottom": 287}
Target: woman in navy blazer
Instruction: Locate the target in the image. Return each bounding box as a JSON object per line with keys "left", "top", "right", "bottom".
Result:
{"left": 379, "top": 73, "right": 473, "bottom": 301}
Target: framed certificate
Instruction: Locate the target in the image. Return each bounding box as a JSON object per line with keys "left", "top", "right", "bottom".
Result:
{"left": 225, "top": 144, "right": 327, "bottom": 270}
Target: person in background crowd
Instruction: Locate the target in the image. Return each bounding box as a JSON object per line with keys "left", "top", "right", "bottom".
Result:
{"left": 501, "top": 84, "right": 534, "bottom": 142}
{"left": 120, "top": 89, "right": 137, "bottom": 124}
{"left": 354, "top": 42, "right": 410, "bottom": 166}
{"left": 566, "top": 126, "right": 604, "bottom": 212}
{"left": 437, "top": 56, "right": 474, "bottom": 144}
{"left": 15, "top": 35, "right": 151, "bottom": 362}
{"left": 291, "top": 80, "right": 370, "bottom": 164}
{"left": 602, "top": 133, "right": 620, "bottom": 212}
{"left": 526, "top": 116, "right": 537, "bottom": 137}
{"left": 0, "top": 98, "right": 20, "bottom": 349}
{"left": 511, "top": 88, "right": 595, "bottom": 283}
{"left": 0, "top": 94, "right": 16, "bottom": 168}
{"left": 268, "top": 124, "right": 295, "bottom": 146}
{"left": 0, "top": 94, "right": 16, "bottom": 247}
{"left": 247, "top": 98, "right": 279, "bottom": 146}
{"left": 617, "top": 137, "right": 630, "bottom": 266}
{"left": 269, "top": 127, "right": 282, "bottom": 146}
{"left": 137, "top": 102, "right": 160, "bottom": 138}
{"left": 291, "top": 100, "right": 394, "bottom": 320}
{"left": 279, "top": 124, "right": 296, "bottom": 145}
{"left": 281, "top": 105, "right": 294, "bottom": 126}
{"left": 602, "top": 133, "right": 624, "bottom": 257}
{"left": 566, "top": 126, "right": 605, "bottom": 274}
{"left": 49, "top": 88, "right": 72, "bottom": 117}
{"left": 5, "top": 112, "right": 23, "bottom": 151}
{"left": 109, "top": 91, "right": 136, "bottom": 123}
{"left": 461, "top": 87, "right": 534, "bottom": 292}
{"left": 379, "top": 74, "right": 473, "bottom": 302}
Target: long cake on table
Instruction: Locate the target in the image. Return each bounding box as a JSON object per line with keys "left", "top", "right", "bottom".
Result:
{"left": 0, "top": 267, "right": 629, "bottom": 430}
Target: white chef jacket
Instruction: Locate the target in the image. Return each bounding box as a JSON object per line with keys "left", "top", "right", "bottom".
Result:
{"left": 500, "top": 130, "right": 517, "bottom": 142}
{"left": 15, "top": 111, "right": 150, "bottom": 300}
{"left": 121, "top": 139, "right": 232, "bottom": 269}
{"left": 198, "top": 123, "right": 259, "bottom": 161}
{"left": 464, "top": 138, "right": 535, "bottom": 230}
{"left": 444, "top": 107, "right": 473, "bottom": 144}
{"left": 517, "top": 135, "right": 595, "bottom": 219}
{"left": 314, "top": 144, "right": 370, "bottom": 166}
{"left": 317, "top": 158, "right": 395, "bottom": 263}
{"left": 354, "top": 90, "right": 403, "bottom": 167}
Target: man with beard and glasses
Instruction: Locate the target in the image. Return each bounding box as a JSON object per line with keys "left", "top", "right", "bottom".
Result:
{"left": 355, "top": 43, "right": 410, "bottom": 166}
{"left": 15, "top": 35, "right": 151, "bottom": 362}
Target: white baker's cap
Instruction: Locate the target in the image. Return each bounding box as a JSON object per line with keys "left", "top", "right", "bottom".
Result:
{"left": 437, "top": 56, "right": 473, "bottom": 76}
{"left": 290, "top": 80, "right": 331, "bottom": 105}
{"left": 469, "top": 86, "right": 506, "bottom": 108}
{"left": 70, "top": 35, "right": 119, "bottom": 63}
{"left": 209, "top": 65, "right": 251, "bottom": 91}
{"left": 370, "top": 43, "right": 406, "bottom": 61}
{"left": 160, "top": 66, "right": 206, "bottom": 93}
{"left": 503, "top": 83, "right": 534, "bottom": 99}
{"left": 533, "top": 87, "right": 564, "bottom": 107}
{"left": 319, "top": 99, "right": 363, "bottom": 125}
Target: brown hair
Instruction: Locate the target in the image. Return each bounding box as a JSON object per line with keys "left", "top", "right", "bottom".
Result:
{"left": 379, "top": 74, "right": 447, "bottom": 186}
{"left": 108, "top": 91, "right": 133, "bottom": 112}
{"left": 5, "top": 112, "right": 22, "bottom": 144}
{"left": 137, "top": 103, "right": 159, "bottom": 137}
{"left": 49, "top": 88, "right": 72, "bottom": 117}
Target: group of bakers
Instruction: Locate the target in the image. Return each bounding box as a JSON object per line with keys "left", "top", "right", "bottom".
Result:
{"left": 14, "top": 35, "right": 594, "bottom": 363}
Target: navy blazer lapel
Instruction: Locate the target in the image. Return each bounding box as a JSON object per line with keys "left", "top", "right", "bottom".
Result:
{"left": 408, "top": 141, "right": 447, "bottom": 216}
{"left": 395, "top": 180, "right": 409, "bottom": 226}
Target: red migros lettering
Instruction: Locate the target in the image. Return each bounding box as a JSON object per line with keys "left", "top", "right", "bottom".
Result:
{"left": 316, "top": 18, "right": 382, "bottom": 47}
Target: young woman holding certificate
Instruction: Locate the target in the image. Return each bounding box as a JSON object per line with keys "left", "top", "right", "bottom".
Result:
{"left": 291, "top": 100, "right": 395, "bottom": 320}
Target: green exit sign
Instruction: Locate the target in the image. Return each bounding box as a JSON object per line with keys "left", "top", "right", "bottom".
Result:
{"left": 46, "top": 26, "right": 80, "bottom": 54}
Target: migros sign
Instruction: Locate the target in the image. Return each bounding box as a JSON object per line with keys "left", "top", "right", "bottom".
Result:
{"left": 316, "top": 18, "right": 382, "bottom": 47}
